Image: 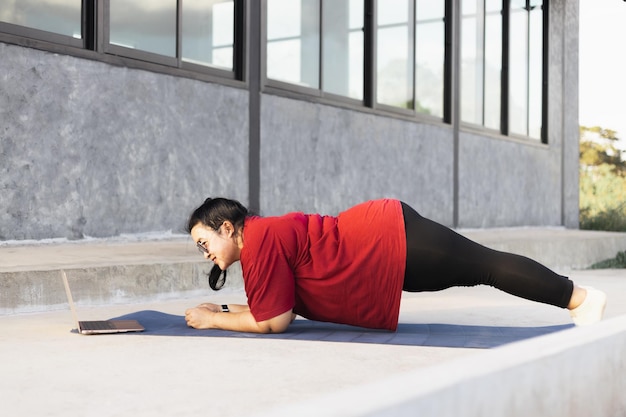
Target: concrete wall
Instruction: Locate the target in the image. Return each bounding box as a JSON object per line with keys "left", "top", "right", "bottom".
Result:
{"left": 260, "top": 95, "right": 454, "bottom": 225}
{"left": 0, "top": 42, "right": 249, "bottom": 241}
{"left": 457, "top": 132, "right": 562, "bottom": 228}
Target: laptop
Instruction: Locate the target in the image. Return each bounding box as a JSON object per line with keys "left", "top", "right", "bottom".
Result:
{"left": 61, "top": 270, "right": 144, "bottom": 335}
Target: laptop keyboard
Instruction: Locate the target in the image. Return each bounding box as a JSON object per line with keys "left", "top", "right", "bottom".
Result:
{"left": 80, "top": 321, "right": 116, "bottom": 331}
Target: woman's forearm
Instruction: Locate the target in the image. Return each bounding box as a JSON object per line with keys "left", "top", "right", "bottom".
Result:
{"left": 185, "top": 306, "right": 294, "bottom": 334}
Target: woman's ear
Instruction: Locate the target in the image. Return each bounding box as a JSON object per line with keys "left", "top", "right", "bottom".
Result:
{"left": 221, "top": 221, "right": 235, "bottom": 238}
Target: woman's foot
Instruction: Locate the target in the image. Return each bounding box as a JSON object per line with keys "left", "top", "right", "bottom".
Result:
{"left": 569, "top": 286, "right": 607, "bottom": 326}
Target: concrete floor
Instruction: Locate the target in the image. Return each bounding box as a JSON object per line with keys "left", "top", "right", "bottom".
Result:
{"left": 2, "top": 268, "right": 624, "bottom": 417}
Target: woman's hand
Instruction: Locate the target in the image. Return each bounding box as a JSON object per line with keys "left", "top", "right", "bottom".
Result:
{"left": 185, "top": 306, "right": 217, "bottom": 329}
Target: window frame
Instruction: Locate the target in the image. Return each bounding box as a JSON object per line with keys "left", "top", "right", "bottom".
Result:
{"left": 0, "top": 7, "right": 85, "bottom": 50}
{"left": 0, "top": 0, "right": 246, "bottom": 86}
{"left": 460, "top": 0, "right": 548, "bottom": 143}
{"left": 263, "top": 0, "right": 367, "bottom": 108}
{"left": 263, "top": 0, "right": 451, "bottom": 124}
{"left": 103, "top": 0, "right": 243, "bottom": 80}
{"left": 0, "top": 0, "right": 549, "bottom": 142}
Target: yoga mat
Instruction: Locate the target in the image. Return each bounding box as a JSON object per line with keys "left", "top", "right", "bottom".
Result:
{"left": 112, "top": 310, "right": 573, "bottom": 349}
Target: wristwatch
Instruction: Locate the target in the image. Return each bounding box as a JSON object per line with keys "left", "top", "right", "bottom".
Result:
{"left": 221, "top": 304, "right": 230, "bottom": 313}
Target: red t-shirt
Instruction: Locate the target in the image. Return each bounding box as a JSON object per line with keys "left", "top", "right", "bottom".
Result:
{"left": 239, "top": 199, "right": 406, "bottom": 331}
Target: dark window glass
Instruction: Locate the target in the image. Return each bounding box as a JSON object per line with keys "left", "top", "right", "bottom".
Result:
{"left": 0, "top": 0, "right": 82, "bottom": 39}
{"left": 182, "top": 0, "right": 235, "bottom": 70}
{"left": 109, "top": 0, "right": 177, "bottom": 57}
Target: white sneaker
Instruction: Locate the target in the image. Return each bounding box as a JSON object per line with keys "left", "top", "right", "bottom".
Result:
{"left": 569, "top": 286, "right": 607, "bottom": 326}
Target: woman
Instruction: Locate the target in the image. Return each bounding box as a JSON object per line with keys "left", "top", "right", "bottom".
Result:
{"left": 184, "top": 197, "right": 607, "bottom": 333}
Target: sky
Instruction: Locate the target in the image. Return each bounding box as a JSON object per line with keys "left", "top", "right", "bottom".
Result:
{"left": 579, "top": 0, "right": 626, "bottom": 145}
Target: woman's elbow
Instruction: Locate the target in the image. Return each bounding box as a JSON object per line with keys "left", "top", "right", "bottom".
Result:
{"left": 257, "top": 311, "right": 293, "bottom": 334}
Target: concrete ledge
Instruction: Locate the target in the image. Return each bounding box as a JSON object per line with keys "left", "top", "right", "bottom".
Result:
{"left": 461, "top": 228, "right": 626, "bottom": 270}
{"left": 0, "top": 238, "right": 243, "bottom": 314}
{"left": 256, "top": 315, "right": 626, "bottom": 417}
{"left": 0, "top": 263, "right": 223, "bottom": 315}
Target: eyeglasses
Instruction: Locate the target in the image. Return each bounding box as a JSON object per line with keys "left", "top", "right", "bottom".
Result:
{"left": 196, "top": 241, "right": 209, "bottom": 254}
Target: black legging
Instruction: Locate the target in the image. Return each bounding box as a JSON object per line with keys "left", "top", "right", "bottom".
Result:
{"left": 401, "top": 202, "right": 573, "bottom": 308}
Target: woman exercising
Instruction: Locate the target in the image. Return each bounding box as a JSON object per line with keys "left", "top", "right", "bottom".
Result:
{"left": 184, "top": 198, "right": 606, "bottom": 333}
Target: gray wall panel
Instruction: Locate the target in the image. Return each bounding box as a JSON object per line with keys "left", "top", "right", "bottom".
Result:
{"left": 457, "top": 133, "right": 561, "bottom": 228}
{"left": 260, "top": 95, "right": 454, "bottom": 225}
{"left": 0, "top": 43, "right": 249, "bottom": 240}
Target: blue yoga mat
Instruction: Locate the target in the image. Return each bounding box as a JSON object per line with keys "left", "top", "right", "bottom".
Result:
{"left": 112, "top": 310, "right": 573, "bottom": 349}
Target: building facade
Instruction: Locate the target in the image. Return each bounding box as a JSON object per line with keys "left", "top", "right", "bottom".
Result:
{"left": 0, "top": 0, "right": 579, "bottom": 241}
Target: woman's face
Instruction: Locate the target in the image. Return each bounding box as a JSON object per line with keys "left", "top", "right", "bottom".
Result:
{"left": 191, "top": 222, "right": 241, "bottom": 271}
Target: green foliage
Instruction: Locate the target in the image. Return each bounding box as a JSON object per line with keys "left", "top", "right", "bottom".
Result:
{"left": 589, "top": 251, "right": 626, "bottom": 269}
{"left": 579, "top": 125, "right": 626, "bottom": 233}
{"left": 579, "top": 125, "right": 626, "bottom": 176}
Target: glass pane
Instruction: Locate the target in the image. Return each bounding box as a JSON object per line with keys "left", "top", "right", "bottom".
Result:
{"left": 416, "top": 0, "right": 444, "bottom": 21}
{"left": 528, "top": 6, "right": 543, "bottom": 139}
{"left": 461, "top": 1, "right": 482, "bottom": 125}
{"left": 483, "top": 8, "right": 501, "bottom": 130}
{"left": 378, "top": 26, "right": 413, "bottom": 108}
{"left": 182, "top": 0, "right": 234, "bottom": 70}
{"left": 109, "top": 0, "right": 176, "bottom": 57}
{"left": 509, "top": 8, "right": 528, "bottom": 136}
{"left": 415, "top": 1, "right": 445, "bottom": 117}
{"left": 267, "top": 0, "right": 320, "bottom": 88}
{"left": 377, "top": 0, "right": 412, "bottom": 109}
{"left": 378, "top": 0, "right": 409, "bottom": 26}
{"left": 485, "top": 0, "right": 502, "bottom": 13}
{"left": 462, "top": 0, "right": 478, "bottom": 15}
{"left": 322, "top": 0, "right": 363, "bottom": 99}
{"left": 0, "top": 0, "right": 82, "bottom": 39}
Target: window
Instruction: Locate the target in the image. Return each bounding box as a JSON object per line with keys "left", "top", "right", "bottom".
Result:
{"left": 461, "top": 0, "right": 502, "bottom": 130}
{"left": 266, "top": 0, "right": 446, "bottom": 114}
{"left": 0, "top": 1, "right": 241, "bottom": 78}
{"left": 108, "top": 0, "right": 237, "bottom": 72}
{"left": 266, "top": 0, "right": 320, "bottom": 88}
{"left": 322, "top": 0, "right": 364, "bottom": 100}
{"left": 415, "top": 0, "right": 446, "bottom": 118}
{"left": 377, "top": 0, "right": 414, "bottom": 109}
{"left": 266, "top": 0, "right": 364, "bottom": 100}
{"left": 461, "top": 0, "right": 545, "bottom": 140}
{"left": 0, "top": 0, "right": 83, "bottom": 47}
{"left": 182, "top": 0, "right": 235, "bottom": 70}
{"left": 509, "top": 0, "right": 543, "bottom": 139}
{"left": 109, "top": 1, "right": 177, "bottom": 57}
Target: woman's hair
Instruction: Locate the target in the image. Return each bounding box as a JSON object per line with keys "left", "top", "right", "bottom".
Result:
{"left": 187, "top": 197, "right": 250, "bottom": 291}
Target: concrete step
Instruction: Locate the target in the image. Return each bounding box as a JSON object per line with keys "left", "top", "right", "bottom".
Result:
{"left": 0, "top": 236, "right": 244, "bottom": 315}
{"left": 1, "top": 228, "right": 625, "bottom": 315}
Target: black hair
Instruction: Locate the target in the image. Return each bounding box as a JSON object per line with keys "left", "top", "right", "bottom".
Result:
{"left": 187, "top": 197, "right": 250, "bottom": 290}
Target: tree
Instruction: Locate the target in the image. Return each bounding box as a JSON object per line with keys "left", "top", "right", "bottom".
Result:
{"left": 579, "top": 125, "right": 626, "bottom": 176}
{"left": 579, "top": 125, "right": 626, "bottom": 232}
